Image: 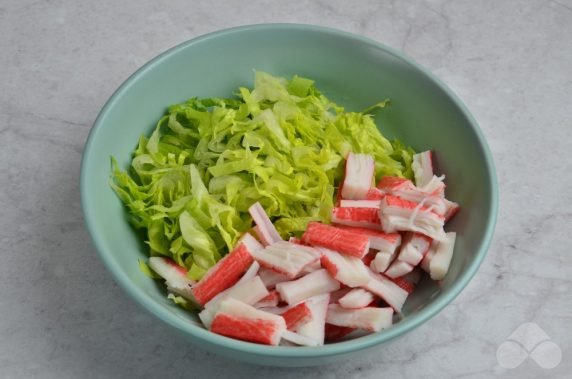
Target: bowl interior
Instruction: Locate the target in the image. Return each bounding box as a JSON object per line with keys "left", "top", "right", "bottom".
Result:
{"left": 81, "top": 24, "right": 497, "bottom": 365}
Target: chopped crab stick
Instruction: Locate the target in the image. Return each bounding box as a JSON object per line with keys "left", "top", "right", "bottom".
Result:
{"left": 390, "top": 190, "right": 449, "bottom": 216}
{"left": 385, "top": 260, "right": 414, "bottom": 279}
{"left": 254, "top": 290, "right": 281, "bottom": 308}
{"left": 420, "top": 241, "right": 437, "bottom": 273}
{"left": 318, "top": 247, "right": 371, "bottom": 287}
{"left": 325, "top": 324, "right": 354, "bottom": 342}
{"left": 282, "top": 302, "right": 313, "bottom": 330}
{"left": 276, "top": 269, "right": 340, "bottom": 305}
{"left": 331, "top": 207, "right": 381, "bottom": 230}
{"left": 258, "top": 267, "right": 290, "bottom": 289}
{"left": 249, "top": 202, "right": 283, "bottom": 245}
{"left": 326, "top": 304, "right": 393, "bottom": 332}
{"left": 412, "top": 150, "right": 434, "bottom": 188}
{"left": 377, "top": 176, "right": 415, "bottom": 192}
{"left": 250, "top": 241, "right": 320, "bottom": 279}
{"left": 338, "top": 289, "right": 375, "bottom": 309}
{"left": 199, "top": 276, "right": 269, "bottom": 328}
{"left": 398, "top": 232, "right": 432, "bottom": 265}
{"left": 390, "top": 276, "right": 416, "bottom": 294}
{"left": 329, "top": 287, "right": 353, "bottom": 304}
{"left": 191, "top": 233, "right": 258, "bottom": 306}
{"left": 443, "top": 199, "right": 460, "bottom": 221}
{"left": 363, "top": 270, "right": 409, "bottom": 313}
{"left": 379, "top": 195, "right": 447, "bottom": 241}
{"left": 302, "top": 222, "right": 370, "bottom": 258}
{"left": 341, "top": 153, "right": 375, "bottom": 200}
{"left": 370, "top": 251, "right": 395, "bottom": 273}
{"left": 365, "top": 188, "right": 385, "bottom": 200}
{"left": 211, "top": 298, "right": 286, "bottom": 345}
{"left": 295, "top": 294, "right": 330, "bottom": 345}
{"left": 429, "top": 232, "right": 457, "bottom": 280}
{"left": 337, "top": 226, "right": 401, "bottom": 253}
{"left": 340, "top": 200, "right": 382, "bottom": 208}
{"left": 420, "top": 175, "right": 446, "bottom": 196}
{"left": 302, "top": 260, "right": 322, "bottom": 274}
{"left": 281, "top": 330, "right": 320, "bottom": 347}
{"left": 148, "top": 257, "right": 195, "bottom": 300}
{"left": 236, "top": 261, "right": 260, "bottom": 285}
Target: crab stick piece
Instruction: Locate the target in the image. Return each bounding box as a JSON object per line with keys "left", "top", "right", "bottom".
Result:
{"left": 390, "top": 276, "right": 416, "bottom": 294}
{"left": 302, "top": 222, "right": 370, "bottom": 258}
{"left": 340, "top": 200, "right": 382, "bottom": 208}
{"left": 236, "top": 261, "right": 260, "bottom": 285}
{"left": 281, "top": 330, "right": 319, "bottom": 347}
{"left": 254, "top": 290, "right": 280, "bottom": 308}
{"left": 191, "top": 233, "right": 259, "bottom": 306}
{"left": 341, "top": 153, "right": 375, "bottom": 200}
{"left": 326, "top": 304, "right": 393, "bottom": 332}
{"left": 250, "top": 241, "right": 320, "bottom": 279}
{"left": 397, "top": 232, "right": 432, "bottom": 265}
{"left": 325, "top": 323, "right": 355, "bottom": 342}
{"left": 420, "top": 175, "right": 446, "bottom": 196}
{"left": 148, "top": 257, "right": 195, "bottom": 300}
{"left": 370, "top": 251, "right": 395, "bottom": 273}
{"left": 377, "top": 176, "right": 415, "bottom": 192}
{"left": 331, "top": 207, "right": 381, "bottom": 230}
{"left": 429, "top": 232, "right": 457, "bottom": 280}
{"left": 420, "top": 240, "right": 437, "bottom": 273}
{"left": 318, "top": 247, "right": 370, "bottom": 287}
{"left": 336, "top": 226, "right": 401, "bottom": 253}
{"left": 390, "top": 190, "right": 449, "bottom": 216}
{"left": 379, "top": 195, "right": 447, "bottom": 241}
{"left": 282, "top": 302, "right": 313, "bottom": 330}
{"left": 365, "top": 188, "right": 385, "bottom": 200}
{"left": 211, "top": 298, "right": 286, "bottom": 345}
{"left": 302, "top": 259, "right": 322, "bottom": 274}
{"left": 295, "top": 293, "right": 330, "bottom": 345}
{"left": 338, "top": 289, "right": 375, "bottom": 309}
{"left": 412, "top": 150, "right": 434, "bottom": 188}
{"left": 363, "top": 270, "right": 409, "bottom": 313}
{"left": 443, "top": 199, "right": 460, "bottom": 222}
{"left": 249, "top": 202, "right": 283, "bottom": 245}
{"left": 258, "top": 267, "right": 290, "bottom": 289}
{"left": 276, "top": 269, "right": 340, "bottom": 306}
{"left": 199, "top": 275, "right": 269, "bottom": 328}
{"left": 329, "top": 287, "right": 353, "bottom": 304}
{"left": 385, "top": 260, "right": 414, "bottom": 279}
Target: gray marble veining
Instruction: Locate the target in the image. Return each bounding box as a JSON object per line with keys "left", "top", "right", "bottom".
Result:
{"left": 1, "top": 0, "right": 571, "bottom": 378}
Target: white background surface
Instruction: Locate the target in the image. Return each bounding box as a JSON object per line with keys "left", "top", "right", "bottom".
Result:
{"left": 1, "top": 0, "right": 571, "bottom": 378}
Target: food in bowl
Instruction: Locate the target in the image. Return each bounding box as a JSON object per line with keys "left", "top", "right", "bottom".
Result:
{"left": 110, "top": 71, "right": 459, "bottom": 346}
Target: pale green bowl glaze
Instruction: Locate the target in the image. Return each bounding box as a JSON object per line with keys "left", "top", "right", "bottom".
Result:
{"left": 81, "top": 24, "right": 498, "bottom": 366}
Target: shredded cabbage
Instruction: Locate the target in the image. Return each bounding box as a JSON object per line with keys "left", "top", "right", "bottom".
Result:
{"left": 111, "top": 71, "right": 415, "bottom": 279}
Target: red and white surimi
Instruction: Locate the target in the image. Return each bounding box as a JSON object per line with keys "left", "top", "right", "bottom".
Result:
{"left": 420, "top": 175, "right": 446, "bottom": 196}
{"left": 254, "top": 290, "right": 281, "bottom": 308}
{"left": 338, "top": 289, "right": 375, "bottom": 309}
{"left": 281, "top": 330, "right": 319, "bottom": 347}
{"left": 326, "top": 304, "right": 393, "bottom": 332}
{"left": 443, "top": 199, "right": 460, "bottom": 222}
{"left": 236, "top": 261, "right": 260, "bottom": 285}
{"left": 397, "top": 232, "right": 433, "bottom": 265}
{"left": 340, "top": 200, "right": 382, "bottom": 208}
{"left": 302, "top": 260, "right": 322, "bottom": 274}
{"left": 390, "top": 276, "right": 416, "bottom": 294}
{"left": 420, "top": 240, "right": 437, "bottom": 273}
{"left": 302, "top": 222, "right": 370, "bottom": 258}
{"left": 324, "top": 323, "right": 355, "bottom": 342}
{"left": 377, "top": 176, "right": 415, "bottom": 192}
{"left": 250, "top": 241, "right": 320, "bottom": 279}
{"left": 249, "top": 202, "right": 283, "bottom": 245}
{"left": 282, "top": 302, "right": 313, "bottom": 330}
{"left": 148, "top": 257, "right": 195, "bottom": 300}
{"left": 365, "top": 188, "right": 385, "bottom": 200}
{"left": 191, "top": 233, "right": 258, "bottom": 306}
{"left": 199, "top": 275, "right": 269, "bottom": 328}
{"left": 275, "top": 269, "right": 340, "bottom": 306}
{"left": 341, "top": 153, "right": 375, "bottom": 200}
{"left": 428, "top": 232, "right": 457, "bottom": 280}
{"left": 379, "top": 195, "right": 447, "bottom": 241}
{"left": 331, "top": 207, "right": 381, "bottom": 230}
{"left": 295, "top": 293, "right": 330, "bottom": 345}
{"left": 337, "top": 226, "right": 402, "bottom": 253}
{"left": 384, "top": 260, "right": 414, "bottom": 279}
{"left": 210, "top": 298, "right": 286, "bottom": 345}
{"left": 258, "top": 267, "right": 290, "bottom": 289}
{"left": 363, "top": 270, "right": 409, "bottom": 313}
{"left": 412, "top": 150, "right": 434, "bottom": 188}
{"left": 370, "top": 251, "right": 395, "bottom": 273}
{"left": 329, "top": 287, "right": 353, "bottom": 304}
{"left": 318, "top": 247, "right": 371, "bottom": 287}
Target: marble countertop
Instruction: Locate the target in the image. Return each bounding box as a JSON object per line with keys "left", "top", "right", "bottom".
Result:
{"left": 1, "top": 0, "right": 570, "bottom": 378}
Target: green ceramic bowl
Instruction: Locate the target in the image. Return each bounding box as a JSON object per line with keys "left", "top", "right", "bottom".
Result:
{"left": 81, "top": 24, "right": 497, "bottom": 366}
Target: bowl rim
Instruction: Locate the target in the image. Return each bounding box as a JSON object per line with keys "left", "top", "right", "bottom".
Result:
{"left": 81, "top": 23, "right": 498, "bottom": 359}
